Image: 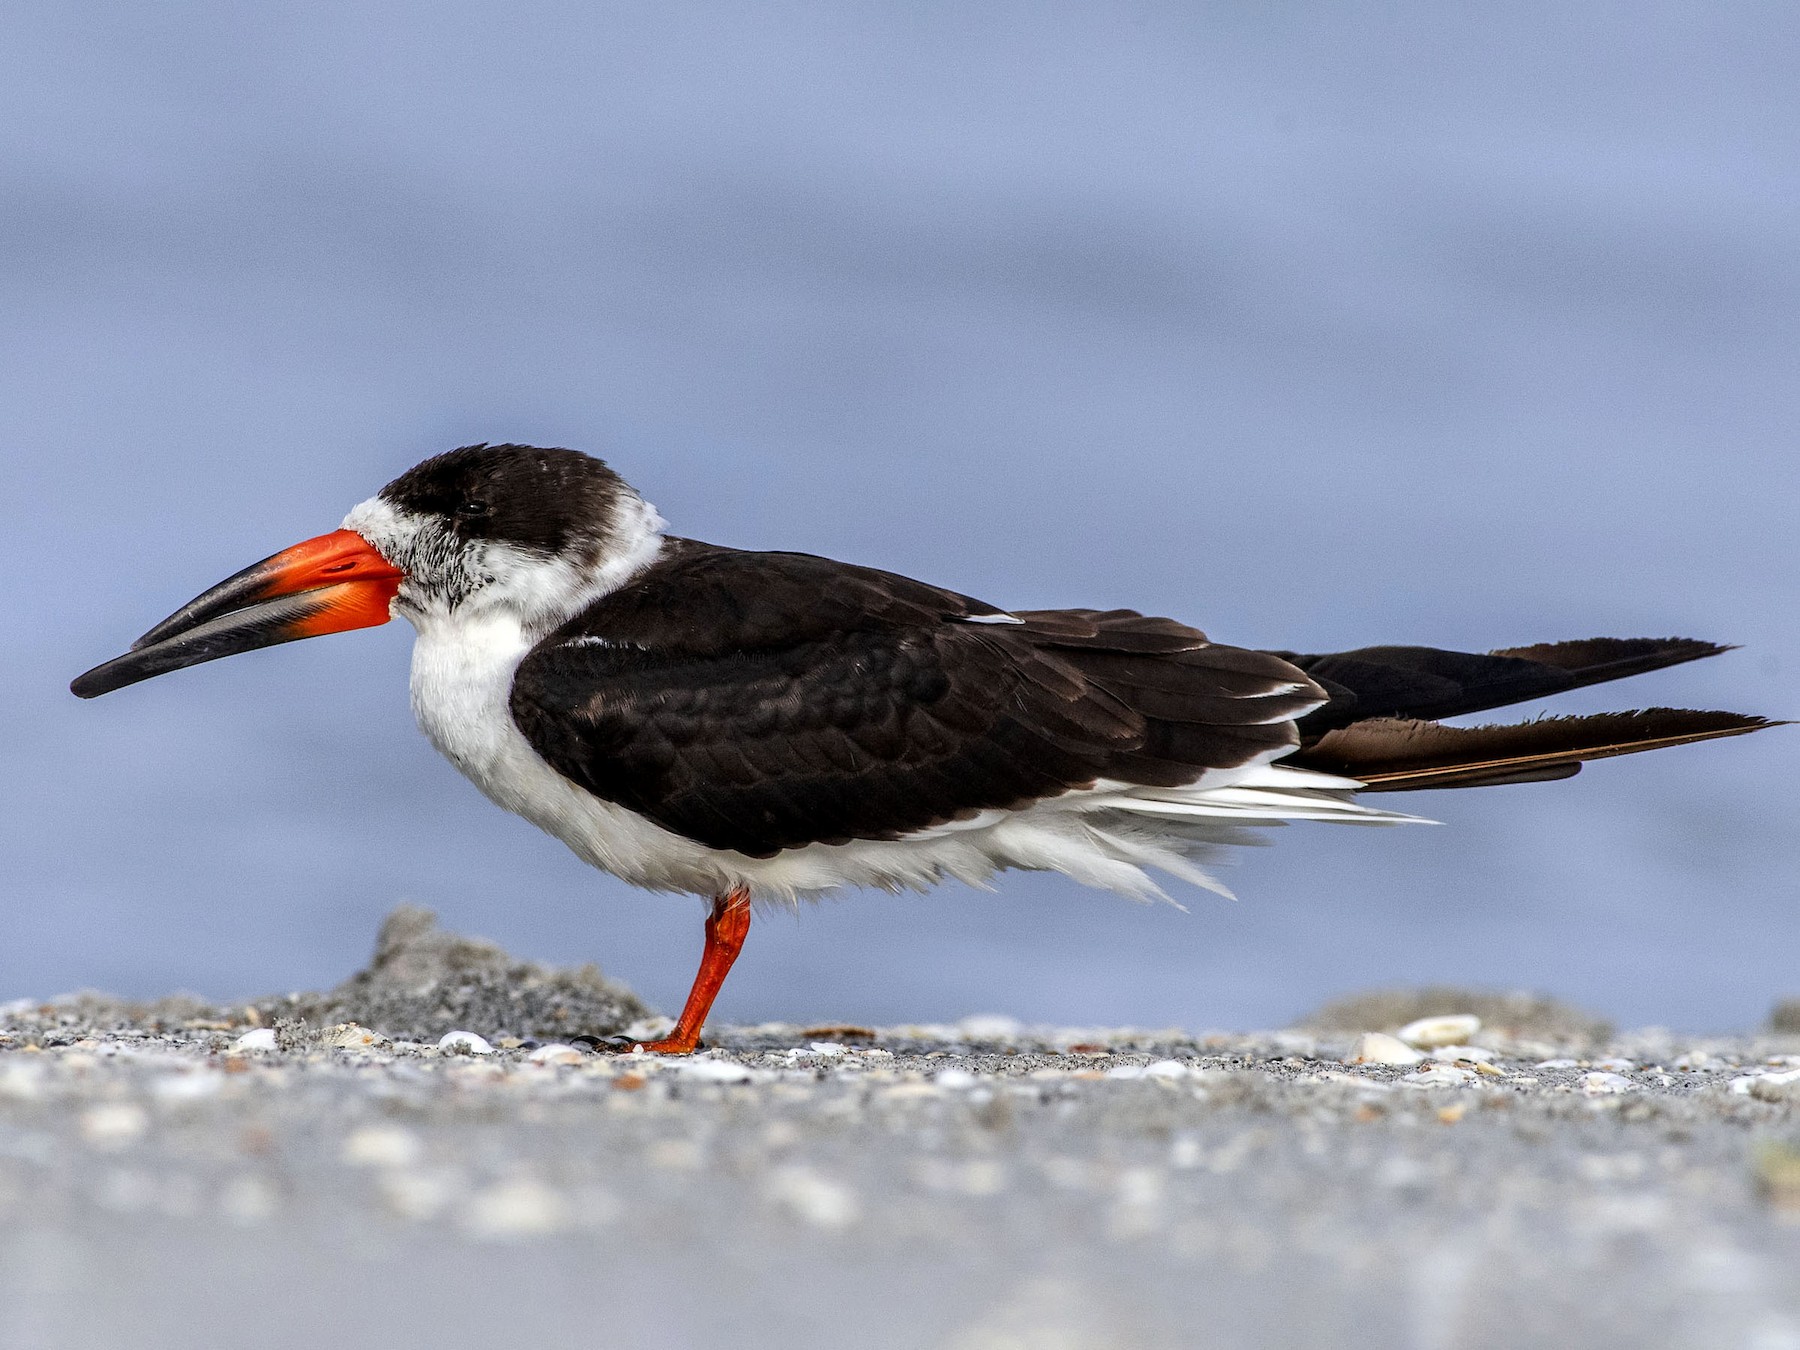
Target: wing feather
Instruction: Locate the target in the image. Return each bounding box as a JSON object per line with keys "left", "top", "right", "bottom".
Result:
{"left": 508, "top": 543, "right": 1318, "bottom": 856}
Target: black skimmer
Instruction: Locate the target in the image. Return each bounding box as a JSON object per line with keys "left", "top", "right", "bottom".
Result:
{"left": 73, "top": 444, "right": 1777, "bottom": 1052}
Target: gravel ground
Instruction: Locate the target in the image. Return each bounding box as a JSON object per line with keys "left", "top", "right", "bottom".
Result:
{"left": 1, "top": 912, "right": 1797, "bottom": 1350}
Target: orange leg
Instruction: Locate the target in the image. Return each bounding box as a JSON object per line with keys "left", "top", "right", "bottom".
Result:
{"left": 609, "top": 886, "right": 752, "bottom": 1055}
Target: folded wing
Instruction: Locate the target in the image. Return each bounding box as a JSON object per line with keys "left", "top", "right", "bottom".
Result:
{"left": 508, "top": 543, "right": 1324, "bottom": 858}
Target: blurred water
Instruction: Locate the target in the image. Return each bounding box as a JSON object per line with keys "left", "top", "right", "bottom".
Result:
{"left": 5, "top": 3, "right": 1796, "bottom": 1031}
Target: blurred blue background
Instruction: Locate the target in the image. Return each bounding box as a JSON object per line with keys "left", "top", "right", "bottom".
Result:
{"left": 6, "top": 3, "right": 1795, "bottom": 1031}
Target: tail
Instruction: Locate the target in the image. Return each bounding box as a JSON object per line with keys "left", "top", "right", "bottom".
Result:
{"left": 1271, "top": 637, "right": 1780, "bottom": 791}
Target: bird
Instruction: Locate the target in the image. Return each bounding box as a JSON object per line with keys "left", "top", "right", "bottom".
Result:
{"left": 72, "top": 443, "right": 1777, "bottom": 1053}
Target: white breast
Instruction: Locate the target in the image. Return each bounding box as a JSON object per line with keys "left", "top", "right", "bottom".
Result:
{"left": 407, "top": 607, "right": 735, "bottom": 896}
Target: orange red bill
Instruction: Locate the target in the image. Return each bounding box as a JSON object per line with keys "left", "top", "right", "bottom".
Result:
{"left": 71, "top": 529, "right": 403, "bottom": 699}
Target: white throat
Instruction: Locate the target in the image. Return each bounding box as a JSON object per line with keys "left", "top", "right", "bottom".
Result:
{"left": 347, "top": 489, "right": 666, "bottom": 792}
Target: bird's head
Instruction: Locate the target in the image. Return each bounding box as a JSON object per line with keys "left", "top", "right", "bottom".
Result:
{"left": 71, "top": 443, "right": 664, "bottom": 698}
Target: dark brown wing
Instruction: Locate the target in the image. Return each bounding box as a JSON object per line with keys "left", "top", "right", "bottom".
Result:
{"left": 508, "top": 543, "right": 1322, "bottom": 857}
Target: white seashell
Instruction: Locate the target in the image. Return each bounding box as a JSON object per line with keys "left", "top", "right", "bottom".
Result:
{"left": 1142, "top": 1060, "right": 1190, "bottom": 1079}
{"left": 232, "top": 1028, "right": 278, "bottom": 1052}
{"left": 934, "top": 1068, "right": 978, "bottom": 1089}
{"left": 1396, "top": 1015, "right": 1481, "bottom": 1049}
{"left": 1432, "top": 1044, "right": 1498, "bottom": 1063}
{"left": 436, "top": 1031, "right": 494, "bottom": 1055}
{"left": 1401, "top": 1065, "right": 1475, "bottom": 1088}
{"left": 1344, "top": 1032, "right": 1424, "bottom": 1066}
{"left": 526, "top": 1044, "right": 586, "bottom": 1066}
{"left": 319, "top": 1023, "right": 390, "bottom": 1052}
{"left": 807, "top": 1042, "right": 847, "bottom": 1059}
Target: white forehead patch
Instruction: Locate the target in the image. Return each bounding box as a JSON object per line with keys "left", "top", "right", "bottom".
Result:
{"left": 341, "top": 496, "right": 414, "bottom": 559}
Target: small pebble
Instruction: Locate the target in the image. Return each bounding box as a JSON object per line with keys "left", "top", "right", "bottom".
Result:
{"left": 621, "top": 1018, "right": 675, "bottom": 1043}
{"left": 1755, "top": 1141, "right": 1800, "bottom": 1214}
{"left": 1672, "top": 1052, "right": 1727, "bottom": 1072}
{"left": 232, "top": 1028, "right": 278, "bottom": 1053}
{"left": 341, "top": 1126, "right": 423, "bottom": 1168}
{"left": 957, "top": 1014, "right": 1023, "bottom": 1042}
{"left": 81, "top": 1102, "right": 149, "bottom": 1150}
{"left": 764, "top": 1166, "right": 859, "bottom": 1230}
{"left": 934, "top": 1068, "right": 978, "bottom": 1089}
{"left": 674, "top": 1058, "right": 755, "bottom": 1084}
{"left": 0, "top": 1062, "right": 45, "bottom": 1101}
{"left": 378, "top": 1171, "right": 457, "bottom": 1222}
{"left": 151, "top": 1071, "right": 224, "bottom": 1103}
{"left": 646, "top": 1139, "right": 705, "bottom": 1170}
{"left": 916, "top": 1158, "right": 1007, "bottom": 1196}
{"left": 1396, "top": 1015, "right": 1481, "bottom": 1049}
{"left": 1578, "top": 1072, "right": 1634, "bottom": 1095}
{"left": 462, "top": 1178, "right": 570, "bottom": 1240}
{"left": 1747, "top": 1068, "right": 1800, "bottom": 1103}
{"left": 1344, "top": 1032, "right": 1424, "bottom": 1066}
{"left": 437, "top": 1031, "right": 494, "bottom": 1055}
{"left": 219, "top": 1175, "right": 279, "bottom": 1224}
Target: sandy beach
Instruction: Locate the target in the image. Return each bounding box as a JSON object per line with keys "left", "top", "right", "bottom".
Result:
{"left": 0, "top": 909, "right": 1795, "bottom": 1350}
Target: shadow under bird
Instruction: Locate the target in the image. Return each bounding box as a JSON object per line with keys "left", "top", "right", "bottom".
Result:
{"left": 72, "top": 444, "right": 1779, "bottom": 1052}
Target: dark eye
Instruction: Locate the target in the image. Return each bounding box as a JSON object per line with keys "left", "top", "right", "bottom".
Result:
{"left": 456, "top": 498, "right": 491, "bottom": 521}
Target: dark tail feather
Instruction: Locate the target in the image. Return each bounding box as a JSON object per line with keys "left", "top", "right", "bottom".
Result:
{"left": 1279, "top": 636, "right": 1733, "bottom": 738}
{"left": 1289, "top": 708, "right": 1780, "bottom": 792}
{"left": 1486, "top": 636, "right": 1730, "bottom": 686}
